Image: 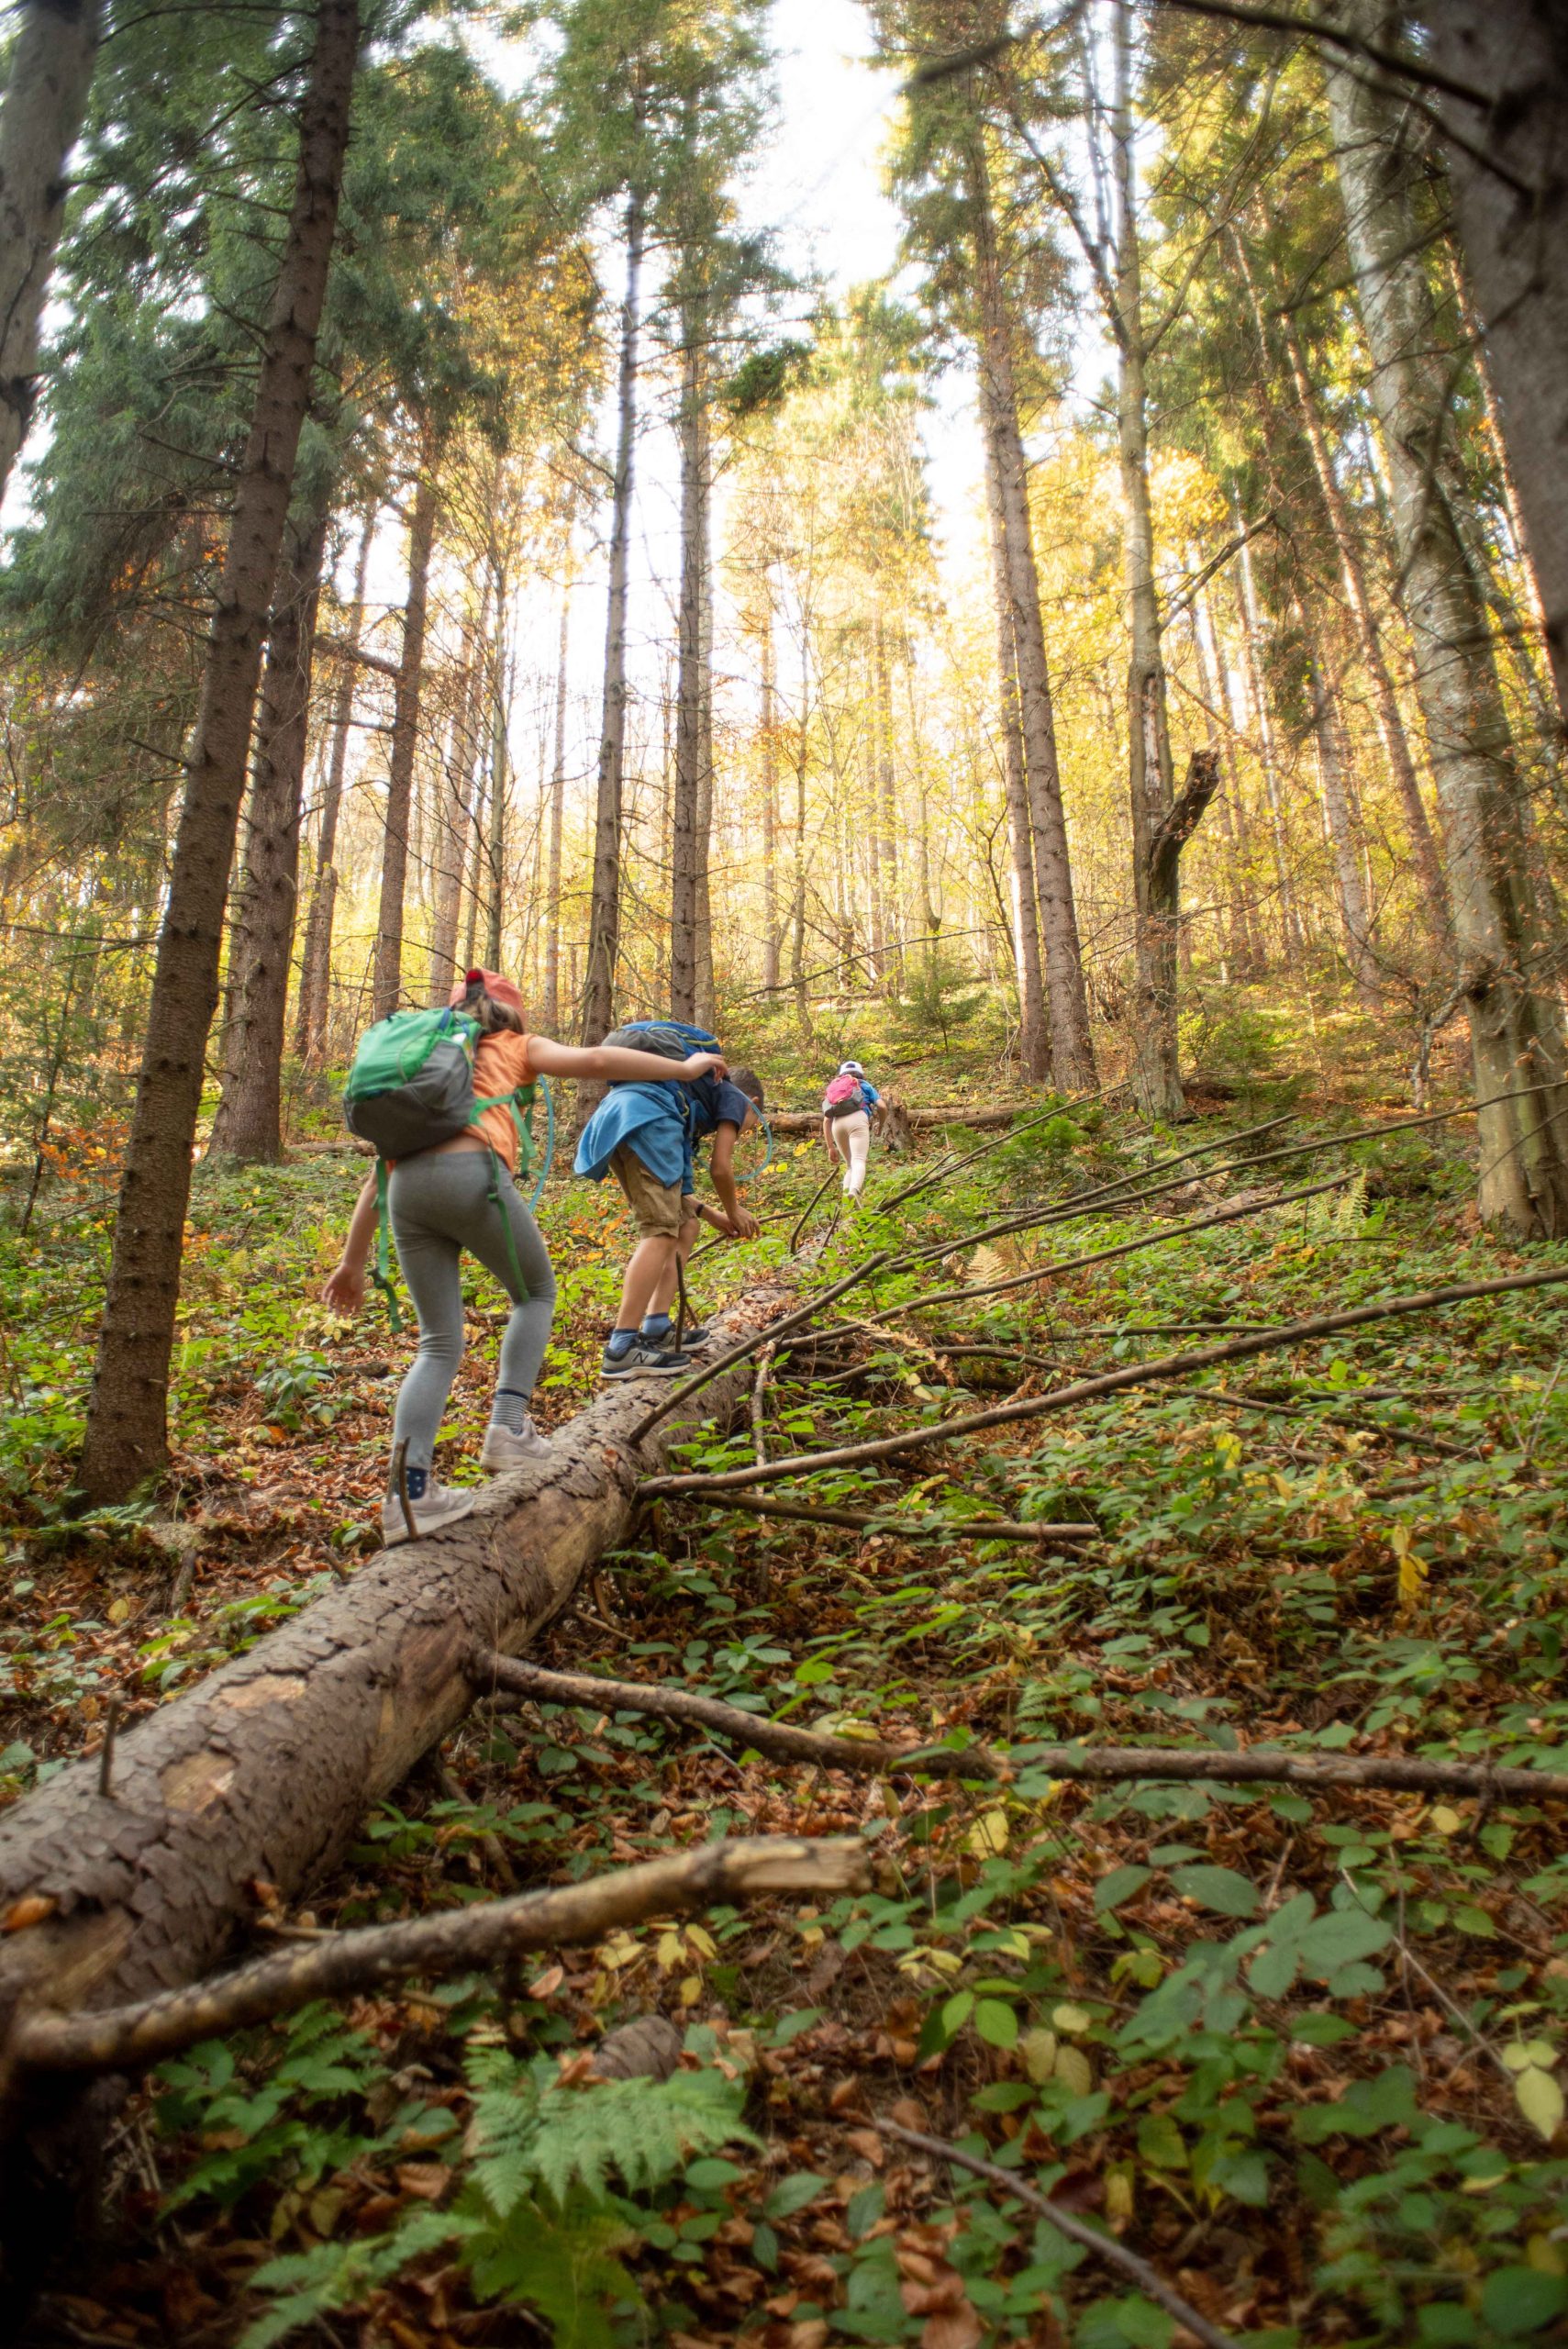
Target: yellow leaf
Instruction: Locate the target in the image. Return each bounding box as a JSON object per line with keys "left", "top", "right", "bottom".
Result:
{"left": 1021, "top": 2029, "right": 1057, "bottom": 2084}
{"left": 685, "top": 1924, "right": 717, "bottom": 1961}
{"left": 1052, "top": 2003, "right": 1093, "bottom": 2035}
{"left": 679, "top": 1973, "right": 703, "bottom": 2008}
{"left": 107, "top": 1598, "right": 131, "bottom": 1624}
{"left": 1104, "top": 2165, "right": 1135, "bottom": 2226}
{"left": 1053, "top": 2044, "right": 1094, "bottom": 2095}
{"left": 1515, "top": 2065, "right": 1565, "bottom": 2142}
{"left": 1528, "top": 2233, "right": 1567, "bottom": 2277}
{"left": 656, "top": 1931, "right": 683, "bottom": 1969}
{"left": 965, "top": 1809, "right": 1009, "bottom": 1857}
{"left": 1429, "top": 1806, "right": 1464, "bottom": 1836}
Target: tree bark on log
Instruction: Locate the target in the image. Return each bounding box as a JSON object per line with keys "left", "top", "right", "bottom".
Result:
{"left": 0, "top": 1284, "right": 785, "bottom": 2095}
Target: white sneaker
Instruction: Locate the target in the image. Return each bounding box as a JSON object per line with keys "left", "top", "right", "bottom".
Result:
{"left": 381, "top": 1479, "right": 479, "bottom": 1547}
{"left": 479, "top": 1417, "right": 552, "bottom": 1471}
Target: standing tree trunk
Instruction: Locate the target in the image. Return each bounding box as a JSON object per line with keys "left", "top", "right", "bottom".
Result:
{"left": 759, "top": 591, "right": 782, "bottom": 993}
{"left": 580, "top": 190, "right": 644, "bottom": 1077}
{"left": 1328, "top": 10, "right": 1568, "bottom": 1234}
{"left": 1241, "top": 228, "right": 1450, "bottom": 931}
{"left": 78, "top": 0, "right": 359, "bottom": 1507}
{"left": 1189, "top": 590, "right": 1262, "bottom": 975}
{"left": 695, "top": 440, "right": 717, "bottom": 1030}
{"left": 1109, "top": 0, "right": 1184, "bottom": 1120}
{"left": 670, "top": 307, "right": 705, "bottom": 1023}
{"left": 209, "top": 498, "right": 331, "bottom": 1159}
{"left": 875, "top": 618, "right": 902, "bottom": 994}
{"left": 1235, "top": 525, "right": 1304, "bottom": 957}
{"left": 541, "top": 584, "right": 570, "bottom": 1031}
{"left": 428, "top": 579, "right": 493, "bottom": 1006}
{"left": 296, "top": 506, "right": 373, "bottom": 1063}
{"left": 1308, "top": 651, "right": 1379, "bottom": 1005}
{"left": 970, "top": 144, "right": 1095, "bottom": 1091}
{"left": 372, "top": 450, "right": 438, "bottom": 1019}
{"left": 0, "top": 0, "right": 102, "bottom": 511}
{"left": 485, "top": 591, "right": 508, "bottom": 971}
{"left": 792, "top": 628, "right": 810, "bottom": 1037}
{"left": 1425, "top": 0, "right": 1568, "bottom": 729}
{"left": 984, "top": 458, "right": 1049, "bottom": 1080}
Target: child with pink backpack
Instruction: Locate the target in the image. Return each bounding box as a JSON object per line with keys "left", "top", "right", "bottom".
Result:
{"left": 820, "top": 1060, "right": 880, "bottom": 1198}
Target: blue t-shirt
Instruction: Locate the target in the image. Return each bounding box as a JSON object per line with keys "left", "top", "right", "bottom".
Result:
{"left": 575, "top": 1076, "right": 754, "bottom": 1194}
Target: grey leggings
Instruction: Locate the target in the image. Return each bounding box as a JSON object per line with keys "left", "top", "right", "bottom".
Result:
{"left": 388, "top": 1149, "right": 556, "bottom": 1470}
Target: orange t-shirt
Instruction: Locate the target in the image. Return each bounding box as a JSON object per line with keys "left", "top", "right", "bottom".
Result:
{"left": 470, "top": 1030, "right": 537, "bottom": 1171}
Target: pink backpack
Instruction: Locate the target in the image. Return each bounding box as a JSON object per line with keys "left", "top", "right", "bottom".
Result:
{"left": 823, "top": 1072, "right": 862, "bottom": 1115}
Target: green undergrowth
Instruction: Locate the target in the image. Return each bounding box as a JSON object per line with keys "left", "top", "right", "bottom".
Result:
{"left": 3, "top": 1079, "right": 1567, "bottom": 2347}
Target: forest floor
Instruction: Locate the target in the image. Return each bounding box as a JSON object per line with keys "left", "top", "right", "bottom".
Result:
{"left": 1, "top": 1005, "right": 1566, "bottom": 2349}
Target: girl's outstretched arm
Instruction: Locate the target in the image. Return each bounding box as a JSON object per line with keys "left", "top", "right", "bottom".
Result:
{"left": 323, "top": 1174, "right": 377, "bottom": 1314}
{"left": 529, "top": 1037, "right": 726, "bottom": 1085}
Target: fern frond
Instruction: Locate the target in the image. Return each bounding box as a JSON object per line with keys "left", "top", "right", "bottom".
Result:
{"left": 459, "top": 2189, "right": 641, "bottom": 2349}
{"left": 528, "top": 2069, "right": 759, "bottom": 2205}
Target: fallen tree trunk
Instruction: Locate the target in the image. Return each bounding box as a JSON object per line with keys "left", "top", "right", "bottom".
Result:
{"left": 0, "top": 1285, "right": 785, "bottom": 2084}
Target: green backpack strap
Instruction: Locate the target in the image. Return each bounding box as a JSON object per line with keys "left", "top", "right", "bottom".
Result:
{"left": 370, "top": 1157, "right": 405, "bottom": 1334}
{"left": 472, "top": 1083, "right": 538, "bottom": 1302}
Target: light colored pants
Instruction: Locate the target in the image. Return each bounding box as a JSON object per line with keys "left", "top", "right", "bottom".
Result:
{"left": 388, "top": 1151, "right": 556, "bottom": 1471}
{"left": 829, "top": 1108, "right": 871, "bottom": 1196}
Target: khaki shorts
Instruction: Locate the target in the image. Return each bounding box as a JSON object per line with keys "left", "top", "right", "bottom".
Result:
{"left": 610, "top": 1143, "right": 697, "bottom": 1240}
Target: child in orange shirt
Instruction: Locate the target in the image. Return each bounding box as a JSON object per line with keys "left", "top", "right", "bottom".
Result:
{"left": 324, "top": 970, "right": 725, "bottom": 1542}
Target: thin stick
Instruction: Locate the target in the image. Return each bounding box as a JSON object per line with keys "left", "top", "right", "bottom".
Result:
{"left": 1208, "top": 1386, "right": 1470, "bottom": 1457}
{"left": 626, "top": 1251, "right": 892, "bottom": 1449}
{"left": 895, "top": 1106, "right": 1299, "bottom": 1265}
{"left": 788, "top": 1166, "right": 840, "bottom": 1253}
{"left": 680, "top": 1493, "right": 1098, "bottom": 1542}
{"left": 689, "top": 1210, "right": 791, "bottom": 1264}
{"left": 898, "top": 1084, "right": 1549, "bottom": 1272}
{"left": 12, "top": 1836, "right": 870, "bottom": 2076}
{"left": 644, "top": 1262, "right": 1568, "bottom": 1497}
{"left": 472, "top": 1653, "right": 1568, "bottom": 1803}
{"left": 750, "top": 1346, "right": 774, "bottom": 1466}
{"left": 874, "top": 2121, "right": 1238, "bottom": 2349}
{"left": 873, "top": 1090, "right": 1124, "bottom": 1216}
{"left": 95, "top": 1700, "right": 121, "bottom": 1802}
{"left": 780, "top": 1174, "right": 1350, "bottom": 1349}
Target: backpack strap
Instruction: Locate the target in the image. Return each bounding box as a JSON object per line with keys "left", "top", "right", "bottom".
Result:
{"left": 370, "top": 1158, "right": 405, "bottom": 1334}
{"left": 484, "top": 1144, "right": 531, "bottom": 1300}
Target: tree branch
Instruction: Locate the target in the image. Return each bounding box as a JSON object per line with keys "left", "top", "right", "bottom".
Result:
{"left": 645, "top": 1264, "right": 1568, "bottom": 1497}
{"left": 1149, "top": 747, "right": 1221, "bottom": 898}
{"left": 661, "top": 1493, "right": 1099, "bottom": 1543}
{"left": 12, "top": 1838, "right": 868, "bottom": 2076}
{"left": 876, "top": 2121, "right": 1239, "bottom": 2349}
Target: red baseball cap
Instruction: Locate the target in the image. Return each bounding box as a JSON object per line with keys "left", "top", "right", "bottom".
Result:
{"left": 450, "top": 966, "right": 524, "bottom": 1016}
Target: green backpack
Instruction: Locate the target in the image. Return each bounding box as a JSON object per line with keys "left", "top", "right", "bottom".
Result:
{"left": 343, "top": 1005, "right": 536, "bottom": 1328}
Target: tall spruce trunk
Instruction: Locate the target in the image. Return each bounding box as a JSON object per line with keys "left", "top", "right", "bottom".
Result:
{"left": 670, "top": 309, "right": 705, "bottom": 1022}
{"left": 428, "top": 580, "right": 492, "bottom": 1006}
{"left": 541, "top": 585, "right": 569, "bottom": 1032}
{"left": 295, "top": 507, "right": 373, "bottom": 1063}
{"left": 971, "top": 144, "right": 1095, "bottom": 1090}
{"left": 1235, "top": 526, "right": 1304, "bottom": 957}
{"left": 485, "top": 597, "right": 508, "bottom": 971}
{"left": 875, "top": 618, "right": 901, "bottom": 993}
{"left": 1308, "top": 651, "right": 1379, "bottom": 1004}
{"left": 580, "top": 190, "right": 644, "bottom": 1079}
{"left": 1329, "top": 7, "right": 1568, "bottom": 1233}
{"left": 792, "top": 632, "right": 809, "bottom": 1035}
{"left": 1190, "top": 591, "right": 1262, "bottom": 974}
{"left": 0, "top": 0, "right": 102, "bottom": 510}
{"left": 372, "top": 452, "right": 438, "bottom": 1019}
{"left": 1424, "top": 0, "right": 1568, "bottom": 728}
{"left": 208, "top": 499, "right": 331, "bottom": 1159}
{"left": 984, "top": 454, "right": 1049, "bottom": 1079}
{"left": 78, "top": 0, "right": 358, "bottom": 1507}
{"left": 760, "top": 594, "right": 782, "bottom": 993}
{"left": 1110, "top": 0, "right": 1184, "bottom": 1119}
{"left": 695, "top": 479, "right": 716, "bottom": 1030}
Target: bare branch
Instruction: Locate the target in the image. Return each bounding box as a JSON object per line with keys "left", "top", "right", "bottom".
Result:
{"left": 13, "top": 1838, "right": 868, "bottom": 2076}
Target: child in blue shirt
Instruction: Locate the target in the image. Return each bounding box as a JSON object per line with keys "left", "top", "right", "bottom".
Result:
{"left": 576, "top": 1062, "right": 765, "bottom": 1375}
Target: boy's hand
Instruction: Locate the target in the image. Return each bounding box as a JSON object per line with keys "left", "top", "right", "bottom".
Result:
{"left": 322, "top": 1262, "right": 366, "bottom": 1315}
{"left": 681, "top": 1051, "right": 728, "bottom": 1081}
{"left": 729, "top": 1205, "right": 760, "bottom": 1240}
